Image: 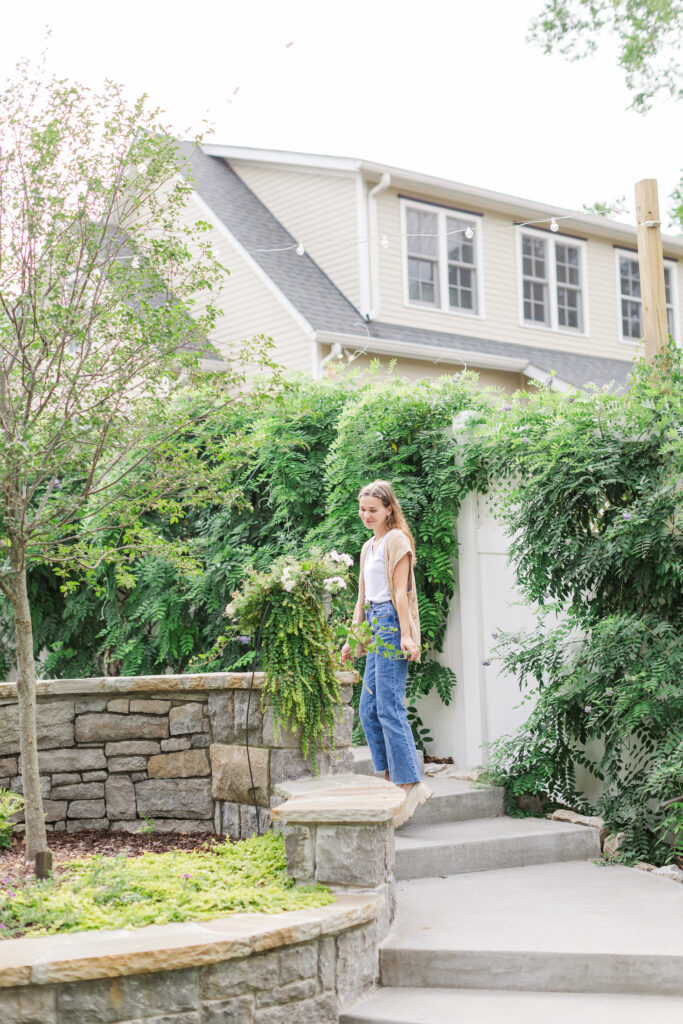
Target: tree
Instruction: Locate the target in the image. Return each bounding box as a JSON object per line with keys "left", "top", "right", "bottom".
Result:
{"left": 0, "top": 59, "right": 260, "bottom": 863}
{"left": 530, "top": 1, "right": 683, "bottom": 227}
{"left": 530, "top": 1, "right": 683, "bottom": 112}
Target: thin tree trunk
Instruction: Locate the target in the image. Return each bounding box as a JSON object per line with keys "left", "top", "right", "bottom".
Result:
{"left": 9, "top": 537, "right": 48, "bottom": 863}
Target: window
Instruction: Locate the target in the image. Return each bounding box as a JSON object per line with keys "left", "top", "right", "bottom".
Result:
{"left": 403, "top": 201, "right": 482, "bottom": 315}
{"left": 617, "top": 252, "right": 677, "bottom": 342}
{"left": 519, "top": 229, "right": 586, "bottom": 333}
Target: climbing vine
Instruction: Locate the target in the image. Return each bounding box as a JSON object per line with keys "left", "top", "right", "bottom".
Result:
{"left": 223, "top": 549, "right": 353, "bottom": 768}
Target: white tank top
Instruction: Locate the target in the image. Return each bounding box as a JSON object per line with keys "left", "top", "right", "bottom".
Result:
{"left": 363, "top": 534, "right": 391, "bottom": 603}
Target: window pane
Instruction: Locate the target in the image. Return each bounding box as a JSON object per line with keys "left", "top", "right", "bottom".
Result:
{"left": 558, "top": 286, "right": 581, "bottom": 330}
{"left": 622, "top": 298, "right": 641, "bottom": 339}
{"left": 664, "top": 266, "right": 671, "bottom": 305}
{"left": 446, "top": 217, "right": 475, "bottom": 264}
{"left": 406, "top": 208, "right": 438, "bottom": 257}
{"left": 620, "top": 257, "right": 641, "bottom": 298}
{"left": 556, "top": 243, "right": 580, "bottom": 286}
{"left": 448, "top": 265, "right": 475, "bottom": 312}
{"left": 522, "top": 234, "right": 548, "bottom": 323}
{"left": 408, "top": 256, "right": 439, "bottom": 305}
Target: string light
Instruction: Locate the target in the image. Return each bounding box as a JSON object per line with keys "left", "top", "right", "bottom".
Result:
{"left": 244, "top": 211, "right": 618, "bottom": 258}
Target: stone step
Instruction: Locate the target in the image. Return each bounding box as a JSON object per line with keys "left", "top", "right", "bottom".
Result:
{"left": 381, "top": 861, "right": 683, "bottom": 996}
{"left": 340, "top": 986, "right": 683, "bottom": 1024}
{"left": 394, "top": 814, "right": 600, "bottom": 879}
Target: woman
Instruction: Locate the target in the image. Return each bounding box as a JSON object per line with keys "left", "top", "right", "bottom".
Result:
{"left": 342, "top": 480, "right": 432, "bottom": 828}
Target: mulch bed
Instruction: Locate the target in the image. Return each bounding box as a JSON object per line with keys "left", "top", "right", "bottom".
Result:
{"left": 424, "top": 755, "right": 454, "bottom": 764}
{"left": 0, "top": 830, "right": 224, "bottom": 883}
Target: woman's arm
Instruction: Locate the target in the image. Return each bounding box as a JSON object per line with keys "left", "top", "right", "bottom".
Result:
{"left": 393, "top": 553, "right": 419, "bottom": 661}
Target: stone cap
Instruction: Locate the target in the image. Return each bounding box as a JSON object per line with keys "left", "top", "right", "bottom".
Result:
{"left": 271, "top": 774, "right": 406, "bottom": 825}
{"left": 0, "top": 670, "right": 358, "bottom": 700}
{"left": 0, "top": 892, "right": 379, "bottom": 989}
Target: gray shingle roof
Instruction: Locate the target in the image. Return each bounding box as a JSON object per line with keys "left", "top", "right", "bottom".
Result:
{"left": 365, "top": 321, "right": 633, "bottom": 389}
{"left": 179, "top": 142, "right": 633, "bottom": 390}
{"left": 177, "top": 141, "right": 364, "bottom": 334}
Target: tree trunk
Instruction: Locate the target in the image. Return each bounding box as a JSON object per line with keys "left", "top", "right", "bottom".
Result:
{"left": 8, "top": 537, "right": 48, "bottom": 863}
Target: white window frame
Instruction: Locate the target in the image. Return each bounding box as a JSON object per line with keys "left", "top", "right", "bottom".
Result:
{"left": 401, "top": 199, "right": 484, "bottom": 319}
{"left": 614, "top": 248, "right": 679, "bottom": 346}
{"left": 516, "top": 226, "right": 589, "bottom": 337}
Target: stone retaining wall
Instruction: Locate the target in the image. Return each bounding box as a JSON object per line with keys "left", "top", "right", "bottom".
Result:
{"left": 0, "top": 776, "right": 404, "bottom": 1023}
{"left": 0, "top": 672, "right": 356, "bottom": 839}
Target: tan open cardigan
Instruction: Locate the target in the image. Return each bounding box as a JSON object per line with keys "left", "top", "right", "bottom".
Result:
{"left": 352, "top": 528, "right": 421, "bottom": 656}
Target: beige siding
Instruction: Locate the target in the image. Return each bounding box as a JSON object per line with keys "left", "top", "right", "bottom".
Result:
{"left": 321, "top": 346, "right": 525, "bottom": 393}
{"left": 231, "top": 163, "right": 362, "bottom": 308}
{"left": 373, "top": 187, "right": 672, "bottom": 367}
{"left": 183, "top": 194, "right": 311, "bottom": 373}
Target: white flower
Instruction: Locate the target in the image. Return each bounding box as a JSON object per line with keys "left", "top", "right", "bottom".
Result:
{"left": 328, "top": 549, "right": 340, "bottom": 561}
{"left": 283, "top": 579, "right": 296, "bottom": 592}
{"left": 339, "top": 552, "right": 353, "bottom": 567}
{"left": 323, "top": 576, "right": 348, "bottom": 592}
{"left": 224, "top": 602, "right": 235, "bottom": 617}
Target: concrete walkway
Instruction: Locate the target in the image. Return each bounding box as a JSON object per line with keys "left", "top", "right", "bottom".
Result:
{"left": 342, "top": 752, "right": 683, "bottom": 1022}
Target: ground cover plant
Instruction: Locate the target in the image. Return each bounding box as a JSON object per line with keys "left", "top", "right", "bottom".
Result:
{"left": 0, "top": 830, "right": 333, "bottom": 939}
{"left": 466, "top": 346, "right": 683, "bottom": 865}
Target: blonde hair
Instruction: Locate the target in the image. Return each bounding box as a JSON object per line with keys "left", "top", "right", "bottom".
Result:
{"left": 358, "top": 480, "right": 416, "bottom": 555}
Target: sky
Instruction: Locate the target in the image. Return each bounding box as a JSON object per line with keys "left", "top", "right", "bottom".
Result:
{"left": 1, "top": 0, "right": 681, "bottom": 229}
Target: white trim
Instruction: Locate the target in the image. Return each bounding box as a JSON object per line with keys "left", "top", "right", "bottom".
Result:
{"left": 312, "top": 330, "right": 527, "bottom": 372}
{"left": 401, "top": 199, "right": 485, "bottom": 320}
{"left": 189, "top": 188, "right": 315, "bottom": 339}
{"left": 614, "top": 247, "right": 679, "bottom": 347}
{"left": 516, "top": 226, "right": 589, "bottom": 338}
{"left": 203, "top": 144, "right": 360, "bottom": 175}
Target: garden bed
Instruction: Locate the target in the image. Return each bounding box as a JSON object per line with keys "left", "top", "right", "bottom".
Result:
{"left": 0, "top": 831, "right": 333, "bottom": 939}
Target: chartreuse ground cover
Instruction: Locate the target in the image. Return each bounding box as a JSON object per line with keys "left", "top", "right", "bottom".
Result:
{"left": 0, "top": 832, "right": 333, "bottom": 939}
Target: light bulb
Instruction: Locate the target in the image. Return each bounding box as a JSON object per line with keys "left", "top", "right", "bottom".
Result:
{"left": 296, "top": 243, "right": 305, "bottom": 256}
{"left": 380, "top": 234, "right": 390, "bottom": 249}
{"left": 550, "top": 218, "right": 559, "bottom": 232}
{"left": 464, "top": 226, "right": 474, "bottom": 240}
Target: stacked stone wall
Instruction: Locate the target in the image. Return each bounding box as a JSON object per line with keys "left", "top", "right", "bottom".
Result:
{"left": 0, "top": 672, "right": 355, "bottom": 839}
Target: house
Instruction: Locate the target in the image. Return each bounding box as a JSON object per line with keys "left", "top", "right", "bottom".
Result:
{"left": 179, "top": 142, "right": 683, "bottom": 392}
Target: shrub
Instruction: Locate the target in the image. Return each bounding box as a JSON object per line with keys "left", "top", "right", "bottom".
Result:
{"left": 0, "top": 790, "right": 24, "bottom": 850}
{"left": 469, "top": 346, "right": 683, "bottom": 864}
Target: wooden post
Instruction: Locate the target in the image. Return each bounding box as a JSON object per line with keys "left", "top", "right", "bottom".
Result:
{"left": 634, "top": 179, "right": 669, "bottom": 362}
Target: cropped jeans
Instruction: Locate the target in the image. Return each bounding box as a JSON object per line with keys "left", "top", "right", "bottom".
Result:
{"left": 359, "top": 600, "right": 422, "bottom": 785}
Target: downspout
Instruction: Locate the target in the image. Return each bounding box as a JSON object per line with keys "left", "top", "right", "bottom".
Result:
{"left": 367, "top": 173, "right": 391, "bottom": 321}
{"left": 317, "top": 341, "right": 343, "bottom": 379}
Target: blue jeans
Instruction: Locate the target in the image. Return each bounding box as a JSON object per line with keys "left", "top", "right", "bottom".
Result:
{"left": 359, "top": 600, "right": 422, "bottom": 785}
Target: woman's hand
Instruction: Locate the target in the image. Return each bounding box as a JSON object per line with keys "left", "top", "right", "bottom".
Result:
{"left": 341, "top": 641, "right": 352, "bottom": 662}
{"left": 401, "top": 634, "right": 420, "bottom": 662}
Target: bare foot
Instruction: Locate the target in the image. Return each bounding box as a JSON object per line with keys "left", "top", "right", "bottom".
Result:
{"left": 384, "top": 770, "right": 390, "bottom": 782}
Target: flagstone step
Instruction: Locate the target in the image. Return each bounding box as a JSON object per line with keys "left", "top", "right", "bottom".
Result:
{"left": 340, "top": 986, "right": 683, "bottom": 1024}
{"left": 394, "top": 814, "right": 600, "bottom": 879}
{"left": 380, "top": 861, "right": 683, "bottom": 996}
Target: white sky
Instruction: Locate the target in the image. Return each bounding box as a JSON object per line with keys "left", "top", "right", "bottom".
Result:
{"left": 2, "top": 0, "right": 681, "bottom": 228}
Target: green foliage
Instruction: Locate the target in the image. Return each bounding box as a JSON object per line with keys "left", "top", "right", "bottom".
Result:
{"left": 530, "top": 0, "right": 683, "bottom": 112}
{"left": 0, "top": 790, "right": 24, "bottom": 850}
{"left": 224, "top": 549, "right": 351, "bottom": 767}
{"left": 0, "top": 831, "right": 333, "bottom": 939}
{"left": 471, "top": 345, "right": 683, "bottom": 864}
{"left": 5, "top": 371, "right": 482, "bottom": 747}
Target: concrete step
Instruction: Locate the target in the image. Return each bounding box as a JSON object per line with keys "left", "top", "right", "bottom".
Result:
{"left": 340, "top": 986, "right": 683, "bottom": 1024}
{"left": 394, "top": 814, "right": 600, "bottom": 879}
{"left": 398, "top": 775, "right": 504, "bottom": 828}
{"left": 381, "top": 861, "right": 683, "bottom": 996}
